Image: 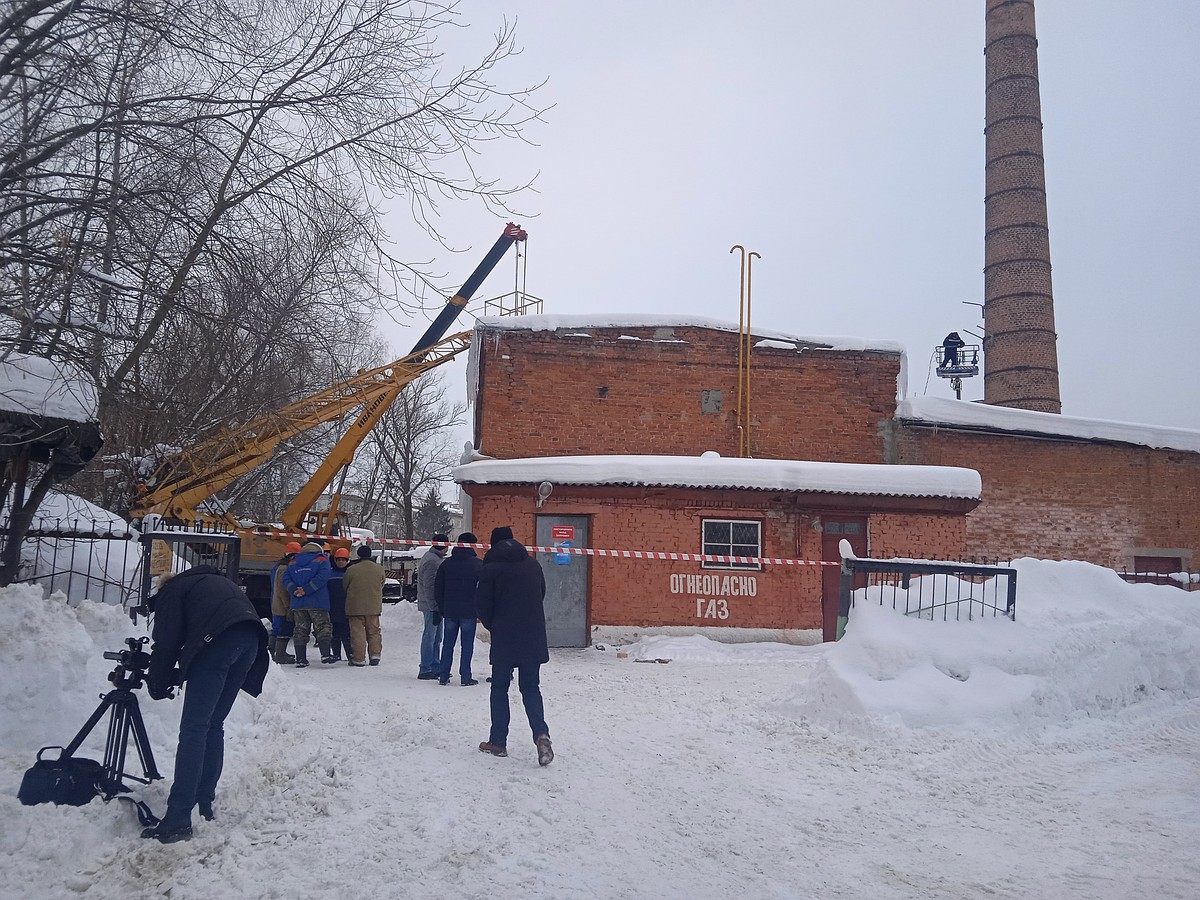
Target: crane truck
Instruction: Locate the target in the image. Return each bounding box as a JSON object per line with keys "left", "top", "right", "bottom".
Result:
{"left": 130, "top": 222, "right": 528, "bottom": 613}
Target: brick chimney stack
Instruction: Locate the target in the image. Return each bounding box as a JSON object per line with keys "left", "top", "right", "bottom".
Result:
{"left": 983, "top": 0, "right": 1061, "bottom": 413}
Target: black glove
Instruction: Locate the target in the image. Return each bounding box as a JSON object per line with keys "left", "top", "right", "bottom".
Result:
{"left": 147, "top": 679, "right": 171, "bottom": 701}
{"left": 432, "top": 612, "right": 442, "bottom": 626}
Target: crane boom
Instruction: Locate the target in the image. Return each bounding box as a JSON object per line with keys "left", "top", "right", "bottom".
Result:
{"left": 130, "top": 332, "right": 472, "bottom": 525}
{"left": 408, "top": 221, "right": 527, "bottom": 356}
{"left": 131, "top": 220, "right": 528, "bottom": 530}
{"left": 281, "top": 221, "right": 526, "bottom": 529}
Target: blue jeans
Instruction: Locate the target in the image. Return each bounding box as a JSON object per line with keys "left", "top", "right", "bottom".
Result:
{"left": 164, "top": 622, "right": 259, "bottom": 826}
{"left": 438, "top": 617, "right": 477, "bottom": 681}
{"left": 419, "top": 610, "right": 443, "bottom": 675}
{"left": 489, "top": 663, "right": 549, "bottom": 747}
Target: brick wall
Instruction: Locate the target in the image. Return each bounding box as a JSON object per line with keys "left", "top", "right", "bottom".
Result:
{"left": 474, "top": 325, "right": 899, "bottom": 463}
{"left": 468, "top": 320, "right": 1199, "bottom": 605}
{"left": 890, "top": 425, "right": 1200, "bottom": 569}
{"left": 465, "top": 485, "right": 972, "bottom": 632}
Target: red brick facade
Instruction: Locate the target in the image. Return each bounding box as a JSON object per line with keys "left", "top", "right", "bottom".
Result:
{"left": 472, "top": 324, "right": 899, "bottom": 464}
{"left": 889, "top": 425, "right": 1200, "bottom": 569}
{"left": 462, "top": 320, "right": 1198, "bottom": 636}
{"left": 464, "top": 485, "right": 970, "bottom": 631}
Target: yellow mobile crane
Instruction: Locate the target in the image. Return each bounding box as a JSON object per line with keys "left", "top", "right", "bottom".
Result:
{"left": 130, "top": 222, "right": 527, "bottom": 610}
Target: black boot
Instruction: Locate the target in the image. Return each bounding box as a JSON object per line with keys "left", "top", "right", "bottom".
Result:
{"left": 293, "top": 640, "right": 309, "bottom": 668}
{"left": 342, "top": 635, "right": 354, "bottom": 661}
{"left": 319, "top": 639, "right": 336, "bottom": 664}
{"left": 273, "top": 637, "right": 295, "bottom": 665}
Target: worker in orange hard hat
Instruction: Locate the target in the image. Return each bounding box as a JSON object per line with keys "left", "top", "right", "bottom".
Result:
{"left": 326, "top": 547, "right": 353, "bottom": 662}
{"left": 269, "top": 541, "right": 303, "bottom": 664}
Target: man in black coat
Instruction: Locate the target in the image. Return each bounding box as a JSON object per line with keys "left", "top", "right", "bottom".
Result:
{"left": 434, "top": 532, "right": 483, "bottom": 686}
{"left": 475, "top": 526, "right": 554, "bottom": 765}
{"left": 142, "top": 565, "right": 270, "bottom": 842}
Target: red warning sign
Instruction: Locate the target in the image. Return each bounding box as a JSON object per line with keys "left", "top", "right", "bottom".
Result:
{"left": 551, "top": 525, "right": 575, "bottom": 541}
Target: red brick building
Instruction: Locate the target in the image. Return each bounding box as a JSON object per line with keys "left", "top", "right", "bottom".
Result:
{"left": 455, "top": 316, "right": 1200, "bottom": 643}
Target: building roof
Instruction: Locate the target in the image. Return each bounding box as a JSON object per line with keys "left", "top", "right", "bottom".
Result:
{"left": 898, "top": 397, "right": 1200, "bottom": 454}
{"left": 474, "top": 313, "right": 906, "bottom": 354}
{"left": 453, "top": 453, "right": 981, "bottom": 500}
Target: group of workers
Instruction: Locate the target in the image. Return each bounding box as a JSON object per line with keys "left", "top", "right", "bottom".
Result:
{"left": 269, "top": 540, "right": 385, "bottom": 667}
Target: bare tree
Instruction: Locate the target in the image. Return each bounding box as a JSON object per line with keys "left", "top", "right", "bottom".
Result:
{"left": 2, "top": 0, "right": 539, "bottom": 534}
{"left": 347, "top": 370, "right": 463, "bottom": 539}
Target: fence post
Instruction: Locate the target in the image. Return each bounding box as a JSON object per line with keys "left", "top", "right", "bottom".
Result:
{"left": 836, "top": 560, "right": 853, "bottom": 640}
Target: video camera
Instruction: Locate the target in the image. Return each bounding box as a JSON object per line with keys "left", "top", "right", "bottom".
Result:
{"left": 102, "top": 637, "right": 154, "bottom": 692}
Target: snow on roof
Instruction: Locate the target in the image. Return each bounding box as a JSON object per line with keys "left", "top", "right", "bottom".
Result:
{"left": 454, "top": 452, "right": 981, "bottom": 500}
{"left": 899, "top": 397, "right": 1200, "bottom": 454}
{"left": 475, "top": 313, "right": 906, "bottom": 354}
{"left": 0, "top": 351, "right": 98, "bottom": 423}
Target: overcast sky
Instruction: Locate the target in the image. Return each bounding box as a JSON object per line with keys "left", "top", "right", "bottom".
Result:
{"left": 380, "top": 0, "right": 1200, "bottom": 434}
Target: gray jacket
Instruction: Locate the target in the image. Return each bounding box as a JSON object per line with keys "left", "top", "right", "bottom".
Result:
{"left": 416, "top": 548, "right": 445, "bottom": 612}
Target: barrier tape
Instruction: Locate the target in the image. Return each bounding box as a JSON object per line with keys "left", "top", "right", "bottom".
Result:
{"left": 240, "top": 529, "right": 840, "bottom": 568}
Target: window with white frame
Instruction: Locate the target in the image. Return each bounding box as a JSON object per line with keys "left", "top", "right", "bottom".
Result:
{"left": 702, "top": 519, "right": 761, "bottom": 570}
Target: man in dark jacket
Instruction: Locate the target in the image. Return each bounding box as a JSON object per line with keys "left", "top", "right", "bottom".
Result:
{"left": 434, "top": 532, "right": 482, "bottom": 686}
{"left": 142, "top": 566, "right": 270, "bottom": 843}
{"left": 475, "top": 526, "right": 554, "bottom": 766}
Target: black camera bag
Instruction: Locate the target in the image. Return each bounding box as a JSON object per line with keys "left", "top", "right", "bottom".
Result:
{"left": 18, "top": 746, "right": 104, "bottom": 807}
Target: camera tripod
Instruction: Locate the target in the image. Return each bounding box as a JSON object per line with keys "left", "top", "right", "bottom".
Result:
{"left": 62, "top": 665, "right": 162, "bottom": 798}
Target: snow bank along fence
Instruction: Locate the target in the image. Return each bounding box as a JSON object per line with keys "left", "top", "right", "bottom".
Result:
{"left": 837, "top": 553, "right": 1018, "bottom": 640}
{"left": 0, "top": 519, "right": 245, "bottom": 611}
{"left": 1, "top": 517, "right": 138, "bottom": 605}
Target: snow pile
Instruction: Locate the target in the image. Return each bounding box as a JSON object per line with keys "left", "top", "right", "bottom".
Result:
{"left": 622, "top": 633, "right": 817, "bottom": 663}
{"left": 3, "top": 559, "right": 1199, "bottom": 898}
{"left": 0, "top": 351, "right": 98, "bottom": 423}
{"left": 792, "top": 558, "right": 1200, "bottom": 731}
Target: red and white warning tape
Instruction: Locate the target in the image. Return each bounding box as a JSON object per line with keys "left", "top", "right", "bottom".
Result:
{"left": 244, "top": 529, "right": 839, "bottom": 568}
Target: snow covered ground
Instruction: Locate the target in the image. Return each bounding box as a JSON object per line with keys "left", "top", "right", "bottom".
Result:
{"left": 2, "top": 559, "right": 1199, "bottom": 899}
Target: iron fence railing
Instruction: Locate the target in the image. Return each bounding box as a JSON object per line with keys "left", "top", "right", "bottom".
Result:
{"left": 1116, "top": 569, "right": 1199, "bottom": 591}
{"left": 1, "top": 519, "right": 140, "bottom": 606}
{"left": 837, "top": 555, "right": 1018, "bottom": 639}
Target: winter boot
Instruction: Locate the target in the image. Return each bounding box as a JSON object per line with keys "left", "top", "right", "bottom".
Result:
{"left": 342, "top": 636, "right": 355, "bottom": 661}
{"left": 141, "top": 820, "right": 193, "bottom": 843}
{"left": 272, "top": 637, "right": 295, "bottom": 665}
{"left": 536, "top": 734, "right": 554, "bottom": 767}
{"left": 293, "top": 640, "right": 309, "bottom": 668}
{"left": 319, "top": 639, "right": 336, "bottom": 665}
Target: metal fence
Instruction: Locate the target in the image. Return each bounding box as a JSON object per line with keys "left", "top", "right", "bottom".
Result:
{"left": 1116, "top": 569, "right": 1199, "bottom": 591}
{"left": 1, "top": 519, "right": 141, "bottom": 606}
{"left": 0, "top": 519, "right": 247, "bottom": 612}
{"left": 837, "top": 555, "right": 1018, "bottom": 639}
{"left": 136, "top": 528, "right": 242, "bottom": 611}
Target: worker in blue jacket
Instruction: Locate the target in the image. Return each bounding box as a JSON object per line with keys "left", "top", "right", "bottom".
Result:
{"left": 283, "top": 541, "right": 334, "bottom": 666}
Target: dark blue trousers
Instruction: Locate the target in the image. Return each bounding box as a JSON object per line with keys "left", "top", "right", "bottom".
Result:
{"left": 164, "top": 622, "right": 259, "bottom": 826}
{"left": 488, "top": 663, "right": 549, "bottom": 747}
{"left": 438, "top": 617, "right": 477, "bottom": 681}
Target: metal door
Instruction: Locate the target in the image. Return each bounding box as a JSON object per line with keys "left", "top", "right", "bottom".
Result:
{"left": 535, "top": 515, "right": 590, "bottom": 648}
{"left": 820, "top": 517, "right": 868, "bottom": 641}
